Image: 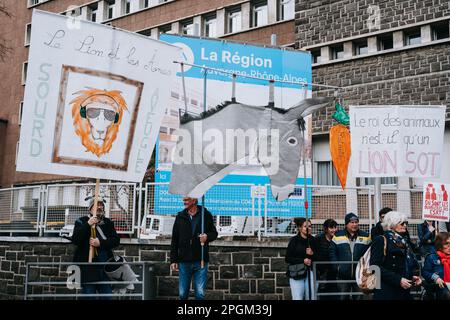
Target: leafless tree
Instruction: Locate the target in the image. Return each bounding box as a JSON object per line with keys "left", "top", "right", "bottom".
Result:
{"left": 0, "top": 3, "right": 12, "bottom": 62}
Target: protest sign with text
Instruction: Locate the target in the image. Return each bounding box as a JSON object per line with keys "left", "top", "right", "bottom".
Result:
{"left": 16, "top": 10, "right": 180, "bottom": 182}
{"left": 350, "top": 105, "right": 445, "bottom": 178}
{"left": 422, "top": 181, "right": 450, "bottom": 222}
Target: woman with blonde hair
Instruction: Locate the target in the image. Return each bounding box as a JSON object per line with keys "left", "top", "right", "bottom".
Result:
{"left": 370, "top": 211, "right": 421, "bottom": 300}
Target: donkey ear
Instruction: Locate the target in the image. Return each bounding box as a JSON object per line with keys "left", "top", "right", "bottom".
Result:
{"left": 285, "top": 97, "right": 333, "bottom": 120}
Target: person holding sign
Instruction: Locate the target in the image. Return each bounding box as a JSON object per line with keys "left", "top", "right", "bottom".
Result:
{"left": 422, "top": 232, "right": 450, "bottom": 300}
{"left": 72, "top": 197, "right": 120, "bottom": 299}
{"left": 170, "top": 197, "right": 218, "bottom": 300}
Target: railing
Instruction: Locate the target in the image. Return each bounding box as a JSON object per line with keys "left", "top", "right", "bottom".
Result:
{"left": 24, "top": 261, "right": 155, "bottom": 300}
{"left": 311, "top": 261, "right": 424, "bottom": 300}
{"left": 0, "top": 182, "right": 426, "bottom": 239}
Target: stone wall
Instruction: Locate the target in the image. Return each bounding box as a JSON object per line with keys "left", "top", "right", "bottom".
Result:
{"left": 296, "top": 0, "right": 450, "bottom": 48}
{"left": 311, "top": 43, "right": 450, "bottom": 134}
{"left": 0, "top": 238, "right": 291, "bottom": 300}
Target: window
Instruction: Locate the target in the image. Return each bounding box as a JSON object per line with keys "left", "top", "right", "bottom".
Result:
{"left": 204, "top": 14, "right": 217, "bottom": 38}
{"left": 124, "top": 0, "right": 131, "bottom": 14}
{"left": 28, "top": 0, "right": 40, "bottom": 6}
{"left": 68, "top": 7, "right": 82, "bottom": 18}
{"left": 159, "top": 24, "right": 172, "bottom": 35}
{"left": 404, "top": 28, "right": 421, "bottom": 45}
{"left": 364, "top": 177, "right": 397, "bottom": 185}
{"left": 19, "top": 101, "right": 23, "bottom": 126}
{"left": 377, "top": 33, "right": 393, "bottom": 50}
{"left": 252, "top": 1, "right": 268, "bottom": 27}
{"left": 181, "top": 19, "right": 194, "bottom": 35}
{"left": 431, "top": 21, "right": 450, "bottom": 41}
{"left": 22, "top": 62, "right": 28, "bottom": 85}
{"left": 88, "top": 3, "right": 98, "bottom": 22}
{"left": 159, "top": 127, "right": 168, "bottom": 134}
{"left": 278, "top": 0, "right": 294, "bottom": 21}
{"left": 330, "top": 44, "right": 344, "bottom": 60}
{"left": 137, "top": 29, "right": 152, "bottom": 36}
{"left": 25, "top": 24, "right": 32, "bottom": 46}
{"left": 106, "top": 0, "right": 116, "bottom": 19}
{"left": 316, "top": 161, "right": 340, "bottom": 186}
{"left": 142, "top": 0, "right": 149, "bottom": 8}
{"left": 353, "top": 39, "right": 368, "bottom": 55}
{"left": 227, "top": 7, "right": 242, "bottom": 33}
{"left": 311, "top": 48, "right": 321, "bottom": 64}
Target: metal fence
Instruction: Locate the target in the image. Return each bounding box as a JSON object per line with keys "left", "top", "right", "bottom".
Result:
{"left": 311, "top": 261, "right": 424, "bottom": 300}
{"left": 0, "top": 182, "right": 427, "bottom": 238}
{"left": 24, "top": 261, "right": 154, "bottom": 300}
{"left": 0, "top": 186, "right": 42, "bottom": 234}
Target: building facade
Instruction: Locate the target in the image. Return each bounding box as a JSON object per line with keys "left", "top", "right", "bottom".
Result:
{"left": 296, "top": 0, "right": 450, "bottom": 197}
{"left": 0, "top": 0, "right": 295, "bottom": 187}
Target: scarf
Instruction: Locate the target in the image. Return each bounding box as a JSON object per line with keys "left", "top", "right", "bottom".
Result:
{"left": 437, "top": 250, "right": 450, "bottom": 283}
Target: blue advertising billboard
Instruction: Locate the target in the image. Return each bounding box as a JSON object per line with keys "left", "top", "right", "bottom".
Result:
{"left": 154, "top": 35, "right": 312, "bottom": 217}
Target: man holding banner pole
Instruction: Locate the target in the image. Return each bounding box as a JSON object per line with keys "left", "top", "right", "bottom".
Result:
{"left": 170, "top": 197, "right": 218, "bottom": 300}
{"left": 72, "top": 196, "right": 120, "bottom": 299}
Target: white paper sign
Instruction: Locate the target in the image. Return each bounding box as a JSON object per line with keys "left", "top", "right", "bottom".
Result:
{"left": 350, "top": 105, "right": 445, "bottom": 178}
{"left": 16, "top": 10, "right": 180, "bottom": 182}
{"left": 422, "top": 181, "right": 450, "bottom": 222}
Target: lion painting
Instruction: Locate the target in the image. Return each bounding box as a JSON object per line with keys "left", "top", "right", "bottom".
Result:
{"left": 70, "top": 88, "right": 128, "bottom": 157}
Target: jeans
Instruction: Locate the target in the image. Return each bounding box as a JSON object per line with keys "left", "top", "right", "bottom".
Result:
{"left": 337, "top": 282, "right": 363, "bottom": 300}
{"left": 289, "top": 271, "right": 314, "bottom": 300}
{"left": 179, "top": 262, "right": 208, "bottom": 300}
{"left": 82, "top": 271, "right": 112, "bottom": 300}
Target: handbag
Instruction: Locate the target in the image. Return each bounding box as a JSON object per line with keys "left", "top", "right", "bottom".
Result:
{"left": 286, "top": 263, "right": 307, "bottom": 279}
{"left": 104, "top": 251, "right": 139, "bottom": 293}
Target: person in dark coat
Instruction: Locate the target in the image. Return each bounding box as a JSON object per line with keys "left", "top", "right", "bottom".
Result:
{"left": 422, "top": 232, "right": 450, "bottom": 300}
{"left": 72, "top": 197, "right": 120, "bottom": 299}
{"left": 370, "top": 211, "right": 421, "bottom": 300}
{"left": 329, "top": 212, "right": 371, "bottom": 300}
{"left": 170, "top": 197, "right": 218, "bottom": 300}
{"left": 315, "top": 219, "right": 337, "bottom": 299}
{"left": 370, "top": 207, "right": 392, "bottom": 239}
{"left": 285, "top": 217, "right": 318, "bottom": 300}
{"left": 418, "top": 220, "right": 437, "bottom": 257}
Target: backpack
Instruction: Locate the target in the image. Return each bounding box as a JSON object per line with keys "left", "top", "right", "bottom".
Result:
{"left": 355, "top": 236, "right": 386, "bottom": 293}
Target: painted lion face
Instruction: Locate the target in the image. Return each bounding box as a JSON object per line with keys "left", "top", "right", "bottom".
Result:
{"left": 70, "top": 88, "right": 128, "bottom": 157}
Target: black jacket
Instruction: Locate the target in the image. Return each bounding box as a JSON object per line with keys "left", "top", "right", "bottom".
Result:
{"left": 170, "top": 206, "right": 218, "bottom": 263}
{"left": 370, "top": 231, "right": 420, "bottom": 300}
{"left": 72, "top": 215, "right": 120, "bottom": 283}
{"left": 314, "top": 232, "right": 333, "bottom": 275}
{"left": 285, "top": 234, "right": 318, "bottom": 277}
{"left": 370, "top": 222, "right": 384, "bottom": 239}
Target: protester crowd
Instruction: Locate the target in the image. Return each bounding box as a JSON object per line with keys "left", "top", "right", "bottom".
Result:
{"left": 284, "top": 207, "right": 450, "bottom": 300}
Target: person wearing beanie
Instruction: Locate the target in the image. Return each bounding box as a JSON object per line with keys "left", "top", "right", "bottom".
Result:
{"left": 72, "top": 196, "right": 120, "bottom": 299}
{"left": 329, "top": 212, "right": 371, "bottom": 300}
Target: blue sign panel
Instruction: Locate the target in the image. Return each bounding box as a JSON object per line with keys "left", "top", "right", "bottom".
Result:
{"left": 154, "top": 35, "right": 313, "bottom": 217}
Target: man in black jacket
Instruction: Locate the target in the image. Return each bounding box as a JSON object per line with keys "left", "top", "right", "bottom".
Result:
{"left": 315, "top": 219, "right": 337, "bottom": 299}
{"left": 170, "top": 197, "right": 218, "bottom": 300}
{"left": 72, "top": 197, "right": 120, "bottom": 299}
{"left": 370, "top": 207, "right": 392, "bottom": 239}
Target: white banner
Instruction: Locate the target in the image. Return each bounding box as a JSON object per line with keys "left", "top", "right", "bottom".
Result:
{"left": 350, "top": 105, "right": 445, "bottom": 178}
{"left": 16, "top": 10, "right": 180, "bottom": 182}
{"left": 422, "top": 181, "right": 450, "bottom": 222}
